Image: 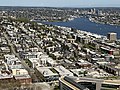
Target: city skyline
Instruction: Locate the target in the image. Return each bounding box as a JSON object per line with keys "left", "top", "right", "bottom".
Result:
{"left": 0, "top": 1, "right": 120, "bottom": 90}
{"left": 0, "top": 0, "right": 120, "bottom": 7}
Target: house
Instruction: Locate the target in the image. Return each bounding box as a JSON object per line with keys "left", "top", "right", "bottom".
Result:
{"left": 46, "top": 57, "right": 57, "bottom": 66}
{"left": 100, "top": 47, "right": 114, "bottom": 55}
{"left": 0, "top": 46, "right": 10, "bottom": 53}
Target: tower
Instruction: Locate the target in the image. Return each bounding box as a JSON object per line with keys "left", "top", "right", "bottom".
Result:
{"left": 107, "top": 32, "right": 117, "bottom": 41}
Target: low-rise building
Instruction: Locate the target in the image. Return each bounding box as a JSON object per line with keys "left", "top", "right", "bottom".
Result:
{"left": 54, "top": 66, "right": 73, "bottom": 76}
{"left": 37, "top": 67, "right": 59, "bottom": 81}
{"left": 59, "top": 76, "right": 103, "bottom": 90}
{"left": 12, "top": 69, "right": 29, "bottom": 76}
{"left": 0, "top": 74, "right": 14, "bottom": 82}
{"left": 0, "top": 46, "right": 10, "bottom": 53}
{"left": 14, "top": 75, "right": 32, "bottom": 84}
{"left": 75, "top": 59, "right": 92, "bottom": 68}
{"left": 70, "top": 69, "right": 87, "bottom": 77}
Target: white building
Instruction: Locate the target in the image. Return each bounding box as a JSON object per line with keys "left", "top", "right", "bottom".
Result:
{"left": 107, "top": 32, "right": 117, "bottom": 41}
{"left": 37, "top": 67, "right": 59, "bottom": 81}
{"left": 54, "top": 66, "right": 73, "bottom": 76}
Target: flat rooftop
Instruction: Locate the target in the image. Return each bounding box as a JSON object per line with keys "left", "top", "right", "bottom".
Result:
{"left": 54, "top": 66, "right": 73, "bottom": 76}
{"left": 0, "top": 74, "right": 13, "bottom": 79}
{"left": 37, "top": 67, "right": 58, "bottom": 77}
{"left": 104, "top": 80, "right": 120, "bottom": 85}
{"left": 14, "top": 74, "right": 31, "bottom": 80}
{"left": 59, "top": 76, "right": 89, "bottom": 90}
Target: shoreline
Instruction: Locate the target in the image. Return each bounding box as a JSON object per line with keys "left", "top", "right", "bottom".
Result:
{"left": 37, "top": 22, "right": 106, "bottom": 39}
{"left": 89, "top": 17, "right": 120, "bottom": 27}
{"left": 37, "top": 17, "right": 120, "bottom": 39}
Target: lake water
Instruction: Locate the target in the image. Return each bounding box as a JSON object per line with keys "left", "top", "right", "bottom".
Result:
{"left": 41, "top": 17, "right": 120, "bottom": 39}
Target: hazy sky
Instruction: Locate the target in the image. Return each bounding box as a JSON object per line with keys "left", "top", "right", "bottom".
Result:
{"left": 0, "top": 0, "right": 120, "bottom": 7}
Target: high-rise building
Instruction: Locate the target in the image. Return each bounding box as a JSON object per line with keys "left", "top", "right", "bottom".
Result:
{"left": 107, "top": 32, "right": 117, "bottom": 41}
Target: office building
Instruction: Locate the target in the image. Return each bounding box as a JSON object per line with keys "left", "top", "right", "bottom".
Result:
{"left": 107, "top": 33, "right": 117, "bottom": 41}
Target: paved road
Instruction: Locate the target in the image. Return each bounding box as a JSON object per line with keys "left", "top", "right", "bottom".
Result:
{"left": 3, "top": 32, "right": 34, "bottom": 74}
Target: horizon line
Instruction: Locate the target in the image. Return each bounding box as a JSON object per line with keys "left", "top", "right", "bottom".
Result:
{"left": 0, "top": 6, "right": 120, "bottom": 8}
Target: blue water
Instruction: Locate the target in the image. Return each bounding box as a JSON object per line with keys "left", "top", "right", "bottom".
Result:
{"left": 42, "top": 17, "right": 120, "bottom": 38}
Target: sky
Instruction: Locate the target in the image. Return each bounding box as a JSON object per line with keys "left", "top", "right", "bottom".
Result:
{"left": 0, "top": 0, "right": 120, "bottom": 7}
